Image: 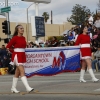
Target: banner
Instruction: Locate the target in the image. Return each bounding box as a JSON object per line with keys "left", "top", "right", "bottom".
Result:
{"left": 25, "top": 46, "right": 80, "bottom": 77}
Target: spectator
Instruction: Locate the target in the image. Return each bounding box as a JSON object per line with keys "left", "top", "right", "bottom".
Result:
{"left": 74, "top": 29, "right": 79, "bottom": 42}
{"left": 29, "top": 42, "right": 35, "bottom": 48}
{"left": 0, "top": 56, "right": 3, "bottom": 68}
{"left": 94, "top": 16, "right": 100, "bottom": 29}
{"left": 88, "top": 14, "right": 93, "bottom": 25}
{"left": 68, "top": 32, "right": 74, "bottom": 41}
{"left": 63, "top": 33, "right": 68, "bottom": 43}
{"left": 49, "top": 36, "right": 59, "bottom": 47}
{"left": 69, "top": 41, "right": 75, "bottom": 46}
{"left": 92, "top": 48, "right": 100, "bottom": 71}
{"left": 88, "top": 31, "right": 92, "bottom": 40}
{"left": 59, "top": 40, "right": 66, "bottom": 47}
{"left": 2, "top": 55, "right": 10, "bottom": 68}
{"left": 0, "top": 45, "right": 8, "bottom": 60}
{"left": 92, "top": 26, "right": 98, "bottom": 36}
{"left": 91, "top": 39, "right": 98, "bottom": 53}
{"left": 95, "top": 34, "right": 100, "bottom": 47}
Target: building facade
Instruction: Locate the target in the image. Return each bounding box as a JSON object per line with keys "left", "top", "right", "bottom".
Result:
{"left": 0, "top": 18, "right": 74, "bottom": 46}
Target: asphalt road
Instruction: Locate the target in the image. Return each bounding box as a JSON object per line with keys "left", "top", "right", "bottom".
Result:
{"left": 0, "top": 72, "right": 100, "bottom": 100}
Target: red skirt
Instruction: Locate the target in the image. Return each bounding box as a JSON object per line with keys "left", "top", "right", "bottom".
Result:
{"left": 80, "top": 48, "right": 91, "bottom": 59}
{"left": 12, "top": 52, "right": 26, "bottom": 63}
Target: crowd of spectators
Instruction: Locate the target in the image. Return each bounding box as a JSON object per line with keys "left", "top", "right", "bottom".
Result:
{"left": 26, "top": 14, "right": 100, "bottom": 72}
{"left": 0, "top": 45, "right": 15, "bottom": 74}
{"left": 0, "top": 14, "right": 100, "bottom": 74}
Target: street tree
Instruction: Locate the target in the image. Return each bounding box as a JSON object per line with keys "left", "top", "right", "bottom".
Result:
{"left": 93, "top": 0, "right": 100, "bottom": 22}
{"left": 42, "top": 12, "right": 49, "bottom": 23}
{"left": 67, "top": 4, "right": 93, "bottom": 25}
{"left": 97, "top": 0, "right": 100, "bottom": 10}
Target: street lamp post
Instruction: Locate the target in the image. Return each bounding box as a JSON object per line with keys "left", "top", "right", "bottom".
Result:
{"left": 35, "top": 3, "right": 39, "bottom": 16}
{"left": 22, "top": 0, "right": 51, "bottom": 42}
{"left": 26, "top": 3, "right": 34, "bottom": 42}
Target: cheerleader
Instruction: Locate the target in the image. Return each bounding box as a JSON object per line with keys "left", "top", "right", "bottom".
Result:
{"left": 6, "top": 25, "right": 34, "bottom": 93}
{"left": 75, "top": 25, "right": 99, "bottom": 82}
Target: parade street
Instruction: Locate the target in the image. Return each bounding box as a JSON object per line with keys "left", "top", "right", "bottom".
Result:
{"left": 0, "top": 72, "right": 100, "bottom": 100}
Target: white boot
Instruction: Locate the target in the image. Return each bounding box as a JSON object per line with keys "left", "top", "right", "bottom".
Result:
{"left": 11, "top": 77, "right": 20, "bottom": 93}
{"left": 88, "top": 69, "right": 99, "bottom": 82}
{"left": 80, "top": 69, "right": 86, "bottom": 82}
{"left": 21, "top": 76, "right": 34, "bottom": 93}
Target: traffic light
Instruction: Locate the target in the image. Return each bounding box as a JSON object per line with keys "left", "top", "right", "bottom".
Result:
{"left": 2, "top": 20, "right": 10, "bottom": 35}
{"left": 4, "top": 38, "right": 9, "bottom": 43}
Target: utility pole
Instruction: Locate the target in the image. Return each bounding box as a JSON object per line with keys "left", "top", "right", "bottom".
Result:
{"left": 5, "top": 0, "right": 10, "bottom": 39}
{"left": 21, "top": 0, "right": 51, "bottom": 42}
{"left": 51, "top": 10, "right": 53, "bottom": 24}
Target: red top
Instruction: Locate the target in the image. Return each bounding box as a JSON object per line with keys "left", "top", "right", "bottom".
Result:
{"left": 6, "top": 36, "right": 27, "bottom": 63}
{"left": 75, "top": 34, "right": 90, "bottom": 45}
{"left": 75, "top": 34, "right": 91, "bottom": 58}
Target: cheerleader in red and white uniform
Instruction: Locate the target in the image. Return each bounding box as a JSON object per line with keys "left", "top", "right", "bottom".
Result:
{"left": 75, "top": 25, "right": 99, "bottom": 82}
{"left": 6, "top": 25, "right": 34, "bottom": 93}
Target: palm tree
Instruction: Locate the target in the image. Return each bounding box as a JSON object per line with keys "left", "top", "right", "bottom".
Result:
{"left": 42, "top": 12, "right": 49, "bottom": 23}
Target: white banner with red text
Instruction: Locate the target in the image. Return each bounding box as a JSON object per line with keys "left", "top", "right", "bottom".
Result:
{"left": 25, "top": 46, "right": 80, "bottom": 78}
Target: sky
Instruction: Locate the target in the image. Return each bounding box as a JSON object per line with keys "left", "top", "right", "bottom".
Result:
{"left": 0, "top": 0, "right": 99, "bottom": 24}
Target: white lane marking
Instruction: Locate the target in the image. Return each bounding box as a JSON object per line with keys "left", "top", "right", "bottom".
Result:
{"left": 0, "top": 80, "right": 93, "bottom": 83}
{"left": 94, "top": 88, "right": 100, "bottom": 91}
{"left": 55, "top": 73, "right": 100, "bottom": 76}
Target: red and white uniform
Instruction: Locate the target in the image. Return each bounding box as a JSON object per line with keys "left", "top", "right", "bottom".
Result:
{"left": 75, "top": 34, "right": 91, "bottom": 59}
{"left": 6, "top": 36, "right": 27, "bottom": 66}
